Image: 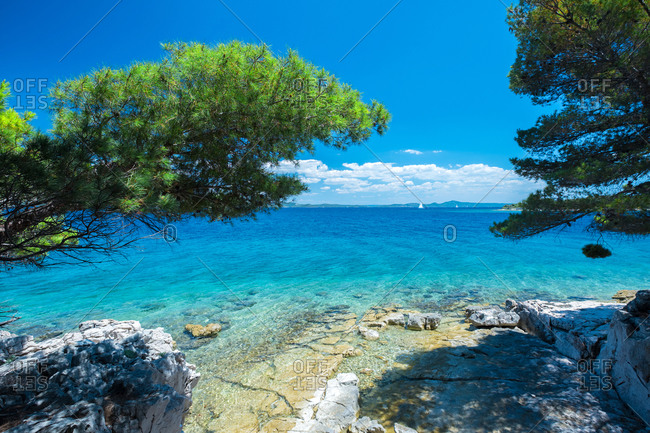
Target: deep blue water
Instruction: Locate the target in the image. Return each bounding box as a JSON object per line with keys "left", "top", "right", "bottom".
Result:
{"left": 1, "top": 208, "right": 649, "bottom": 340}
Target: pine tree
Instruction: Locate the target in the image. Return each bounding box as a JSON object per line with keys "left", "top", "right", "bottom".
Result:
{"left": 491, "top": 0, "right": 650, "bottom": 258}
{"left": 1, "top": 42, "right": 390, "bottom": 266}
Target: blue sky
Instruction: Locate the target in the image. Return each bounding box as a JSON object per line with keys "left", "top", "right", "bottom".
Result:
{"left": 1, "top": 0, "right": 549, "bottom": 204}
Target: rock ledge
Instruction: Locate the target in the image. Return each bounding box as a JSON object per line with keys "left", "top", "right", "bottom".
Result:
{"left": 0, "top": 319, "right": 199, "bottom": 433}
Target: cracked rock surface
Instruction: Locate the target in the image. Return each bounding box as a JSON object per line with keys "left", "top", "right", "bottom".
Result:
{"left": 359, "top": 324, "right": 648, "bottom": 433}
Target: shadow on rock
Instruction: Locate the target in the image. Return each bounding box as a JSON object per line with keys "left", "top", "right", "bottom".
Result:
{"left": 359, "top": 328, "right": 648, "bottom": 433}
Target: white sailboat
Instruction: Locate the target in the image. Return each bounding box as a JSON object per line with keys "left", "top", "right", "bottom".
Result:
{"left": 418, "top": 202, "right": 424, "bottom": 209}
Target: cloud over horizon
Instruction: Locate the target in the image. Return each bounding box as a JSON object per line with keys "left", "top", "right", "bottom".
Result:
{"left": 401, "top": 149, "right": 443, "bottom": 155}
{"left": 271, "top": 159, "right": 544, "bottom": 204}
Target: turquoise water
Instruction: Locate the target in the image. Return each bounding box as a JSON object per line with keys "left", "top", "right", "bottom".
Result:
{"left": 2, "top": 207, "right": 649, "bottom": 342}
{"left": 4, "top": 207, "right": 649, "bottom": 431}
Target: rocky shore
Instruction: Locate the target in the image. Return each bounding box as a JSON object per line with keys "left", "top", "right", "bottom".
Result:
{"left": 0, "top": 320, "right": 199, "bottom": 432}
{"left": 289, "top": 293, "right": 650, "bottom": 432}
{"left": 510, "top": 292, "right": 650, "bottom": 425}
{"left": 0, "top": 291, "right": 648, "bottom": 433}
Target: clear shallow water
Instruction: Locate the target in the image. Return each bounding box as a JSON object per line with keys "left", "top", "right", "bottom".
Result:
{"left": 1, "top": 207, "right": 649, "bottom": 339}
{"left": 3, "top": 208, "right": 650, "bottom": 431}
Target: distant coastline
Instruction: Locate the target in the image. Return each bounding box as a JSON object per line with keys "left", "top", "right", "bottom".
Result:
{"left": 284, "top": 200, "right": 510, "bottom": 209}
{"left": 499, "top": 203, "right": 523, "bottom": 211}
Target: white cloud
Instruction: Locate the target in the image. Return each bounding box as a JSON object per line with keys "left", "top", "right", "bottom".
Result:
{"left": 270, "top": 159, "right": 544, "bottom": 203}
{"left": 401, "top": 149, "right": 442, "bottom": 155}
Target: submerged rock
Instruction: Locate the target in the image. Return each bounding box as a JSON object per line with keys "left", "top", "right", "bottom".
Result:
{"left": 0, "top": 319, "right": 199, "bottom": 433}
{"left": 467, "top": 307, "right": 519, "bottom": 328}
{"left": 360, "top": 309, "right": 408, "bottom": 329}
{"left": 612, "top": 289, "right": 638, "bottom": 303}
{"left": 359, "top": 326, "right": 380, "bottom": 341}
{"left": 364, "top": 321, "right": 387, "bottom": 330}
{"left": 184, "top": 323, "right": 221, "bottom": 338}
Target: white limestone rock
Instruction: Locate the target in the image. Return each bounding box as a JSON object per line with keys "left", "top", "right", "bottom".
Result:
{"left": 316, "top": 373, "right": 360, "bottom": 431}
{"left": 358, "top": 326, "right": 380, "bottom": 341}
{"left": 511, "top": 295, "right": 650, "bottom": 427}
{"left": 468, "top": 307, "right": 519, "bottom": 328}
{"left": 383, "top": 312, "right": 406, "bottom": 327}
{"left": 0, "top": 320, "right": 199, "bottom": 433}
{"left": 598, "top": 290, "right": 650, "bottom": 424}
{"left": 0, "top": 335, "right": 33, "bottom": 363}
{"left": 291, "top": 373, "right": 360, "bottom": 433}
{"left": 511, "top": 299, "right": 623, "bottom": 360}
{"left": 406, "top": 313, "right": 441, "bottom": 331}
{"left": 350, "top": 417, "right": 385, "bottom": 433}
{"left": 394, "top": 423, "right": 419, "bottom": 433}
{"left": 465, "top": 305, "right": 488, "bottom": 318}
{"left": 291, "top": 419, "right": 336, "bottom": 433}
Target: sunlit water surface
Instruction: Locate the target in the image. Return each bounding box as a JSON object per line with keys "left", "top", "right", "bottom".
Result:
{"left": 2, "top": 208, "right": 648, "bottom": 431}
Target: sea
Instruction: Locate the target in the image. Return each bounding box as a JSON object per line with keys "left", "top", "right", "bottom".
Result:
{"left": 3, "top": 208, "right": 648, "bottom": 337}
{"left": 2, "top": 207, "right": 649, "bottom": 430}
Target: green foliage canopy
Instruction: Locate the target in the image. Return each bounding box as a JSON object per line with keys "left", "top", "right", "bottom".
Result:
{"left": 1, "top": 42, "right": 390, "bottom": 266}
{"left": 491, "top": 0, "right": 650, "bottom": 257}
{"left": 0, "top": 81, "right": 34, "bottom": 151}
